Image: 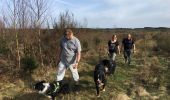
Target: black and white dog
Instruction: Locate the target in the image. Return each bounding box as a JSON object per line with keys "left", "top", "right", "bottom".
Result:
{"left": 94, "top": 59, "right": 116, "bottom": 97}
{"left": 94, "top": 62, "right": 107, "bottom": 97}
{"left": 34, "top": 81, "right": 61, "bottom": 100}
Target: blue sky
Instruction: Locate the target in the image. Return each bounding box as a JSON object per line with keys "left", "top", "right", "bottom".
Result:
{"left": 1, "top": 0, "right": 170, "bottom": 28}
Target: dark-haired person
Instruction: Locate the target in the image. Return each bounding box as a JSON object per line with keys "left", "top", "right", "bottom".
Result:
{"left": 108, "top": 35, "right": 120, "bottom": 62}
{"left": 56, "top": 29, "right": 81, "bottom": 86}
{"left": 122, "top": 34, "right": 136, "bottom": 65}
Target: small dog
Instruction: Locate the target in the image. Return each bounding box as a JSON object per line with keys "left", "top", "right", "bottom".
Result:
{"left": 34, "top": 81, "right": 60, "bottom": 100}
{"left": 94, "top": 63, "right": 107, "bottom": 97}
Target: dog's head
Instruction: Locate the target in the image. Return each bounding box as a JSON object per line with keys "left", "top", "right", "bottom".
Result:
{"left": 101, "top": 59, "right": 113, "bottom": 67}
{"left": 34, "top": 81, "right": 50, "bottom": 94}
{"left": 100, "top": 59, "right": 111, "bottom": 73}
{"left": 34, "top": 81, "right": 61, "bottom": 95}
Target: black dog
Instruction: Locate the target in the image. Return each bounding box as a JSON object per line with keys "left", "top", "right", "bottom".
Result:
{"left": 93, "top": 59, "right": 117, "bottom": 97}
{"left": 94, "top": 63, "right": 107, "bottom": 97}
{"left": 34, "top": 81, "right": 61, "bottom": 100}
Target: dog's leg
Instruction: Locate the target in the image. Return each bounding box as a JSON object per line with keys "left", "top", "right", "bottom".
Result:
{"left": 102, "top": 79, "right": 106, "bottom": 92}
{"left": 112, "top": 67, "right": 116, "bottom": 74}
{"left": 51, "top": 96, "right": 55, "bottom": 100}
{"left": 102, "top": 85, "right": 105, "bottom": 92}
{"left": 95, "top": 83, "right": 100, "bottom": 97}
{"left": 51, "top": 94, "right": 55, "bottom": 100}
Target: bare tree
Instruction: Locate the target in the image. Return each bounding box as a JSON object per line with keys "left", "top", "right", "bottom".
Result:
{"left": 82, "top": 18, "right": 88, "bottom": 28}
{"left": 4, "top": 0, "right": 30, "bottom": 68}
{"left": 54, "top": 10, "right": 78, "bottom": 29}
{"left": 28, "top": 0, "right": 48, "bottom": 66}
{"left": 0, "top": 18, "right": 5, "bottom": 39}
{"left": 16, "top": 0, "right": 29, "bottom": 28}
{"left": 6, "top": 0, "right": 21, "bottom": 68}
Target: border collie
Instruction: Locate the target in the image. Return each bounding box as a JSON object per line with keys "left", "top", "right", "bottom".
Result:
{"left": 34, "top": 81, "right": 60, "bottom": 100}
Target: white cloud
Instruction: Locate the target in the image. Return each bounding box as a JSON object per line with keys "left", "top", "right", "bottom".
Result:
{"left": 78, "top": 0, "right": 170, "bottom": 28}
{"left": 1, "top": 0, "right": 170, "bottom": 28}
{"left": 53, "top": 0, "right": 75, "bottom": 7}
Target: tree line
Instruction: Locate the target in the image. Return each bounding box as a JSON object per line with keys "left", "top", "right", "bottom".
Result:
{"left": 0, "top": 0, "right": 87, "bottom": 72}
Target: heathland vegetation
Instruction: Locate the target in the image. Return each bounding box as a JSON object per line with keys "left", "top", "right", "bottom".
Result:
{"left": 0, "top": 0, "right": 170, "bottom": 100}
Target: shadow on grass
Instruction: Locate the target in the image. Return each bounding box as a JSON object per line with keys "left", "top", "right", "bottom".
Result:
{"left": 79, "top": 70, "right": 93, "bottom": 77}
{"left": 3, "top": 92, "right": 48, "bottom": 100}
{"left": 85, "top": 56, "right": 99, "bottom": 66}
{"left": 55, "top": 79, "right": 95, "bottom": 94}
{"left": 19, "top": 71, "right": 35, "bottom": 90}
{"left": 79, "top": 80, "right": 95, "bottom": 90}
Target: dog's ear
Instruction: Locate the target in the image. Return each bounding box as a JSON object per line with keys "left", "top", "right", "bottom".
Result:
{"left": 40, "top": 80, "right": 46, "bottom": 83}
{"left": 101, "top": 59, "right": 110, "bottom": 66}
{"left": 35, "top": 80, "right": 46, "bottom": 84}
{"left": 34, "top": 80, "right": 46, "bottom": 87}
{"left": 53, "top": 81, "right": 60, "bottom": 86}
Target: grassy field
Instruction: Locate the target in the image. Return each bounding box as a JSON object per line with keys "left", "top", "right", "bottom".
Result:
{"left": 0, "top": 30, "right": 170, "bottom": 100}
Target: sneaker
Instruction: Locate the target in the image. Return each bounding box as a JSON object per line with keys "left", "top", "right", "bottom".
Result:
{"left": 97, "top": 94, "right": 100, "bottom": 97}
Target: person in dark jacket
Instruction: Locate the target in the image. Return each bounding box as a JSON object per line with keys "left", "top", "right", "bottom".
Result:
{"left": 122, "top": 34, "right": 136, "bottom": 65}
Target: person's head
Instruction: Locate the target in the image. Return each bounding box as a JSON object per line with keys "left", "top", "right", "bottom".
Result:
{"left": 127, "top": 34, "right": 132, "bottom": 39}
{"left": 64, "top": 29, "right": 74, "bottom": 40}
{"left": 112, "top": 35, "right": 117, "bottom": 41}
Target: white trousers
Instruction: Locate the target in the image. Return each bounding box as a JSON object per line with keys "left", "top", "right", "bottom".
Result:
{"left": 56, "top": 61, "right": 79, "bottom": 81}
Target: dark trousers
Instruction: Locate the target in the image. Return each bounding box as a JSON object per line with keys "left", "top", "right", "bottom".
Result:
{"left": 124, "top": 50, "right": 131, "bottom": 64}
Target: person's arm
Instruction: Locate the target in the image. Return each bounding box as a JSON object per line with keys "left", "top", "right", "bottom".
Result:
{"left": 132, "top": 39, "right": 136, "bottom": 53}
{"left": 121, "top": 39, "right": 124, "bottom": 51}
{"left": 133, "top": 44, "right": 136, "bottom": 53}
{"left": 73, "top": 52, "right": 81, "bottom": 69}
{"left": 74, "top": 39, "right": 82, "bottom": 69}
{"left": 107, "top": 40, "right": 110, "bottom": 54}
{"left": 76, "top": 52, "right": 81, "bottom": 63}
{"left": 116, "top": 41, "right": 120, "bottom": 54}
{"left": 57, "top": 47, "right": 62, "bottom": 65}
{"left": 57, "top": 38, "right": 62, "bottom": 65}
{"left": 117, "top": 45, "right": 121, "bottom": 54}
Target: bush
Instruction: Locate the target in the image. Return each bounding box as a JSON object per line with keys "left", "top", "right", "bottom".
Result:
{"left": 21, "top": 56, "right": 38, "bottom": 73}
{"left": 82, "top": 41, "right": 89, "bottom": 51}
{"left": 0, "top": 38, "right": 10, "bottom": 55}
{"left": 155, "top": 33, "right": 170, "bottom": 52}
{"left": 94, "top": 37, "right": 102, "bottom": 46}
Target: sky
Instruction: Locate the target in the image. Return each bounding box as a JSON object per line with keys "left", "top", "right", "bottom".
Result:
{"left": 1, "top": 0, "right": 170, "bottom": 28}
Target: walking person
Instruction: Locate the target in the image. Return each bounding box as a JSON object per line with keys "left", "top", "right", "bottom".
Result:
{"left": 56, "top": 29, "right": 81, "bottom": 86}
{"left": 108, "top": 35, "right": 120, "bottom": 62}
{"left": 122, "top": 34, "right": 136, "bottom": 65}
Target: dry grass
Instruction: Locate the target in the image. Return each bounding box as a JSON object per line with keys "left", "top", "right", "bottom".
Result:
{"left": 0, "top": 31, "right": 170, "bottom": 100}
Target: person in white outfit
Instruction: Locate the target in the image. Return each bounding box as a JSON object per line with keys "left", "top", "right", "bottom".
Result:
{"left": 56, "top": 29, "right": 81, "bottom": 85}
